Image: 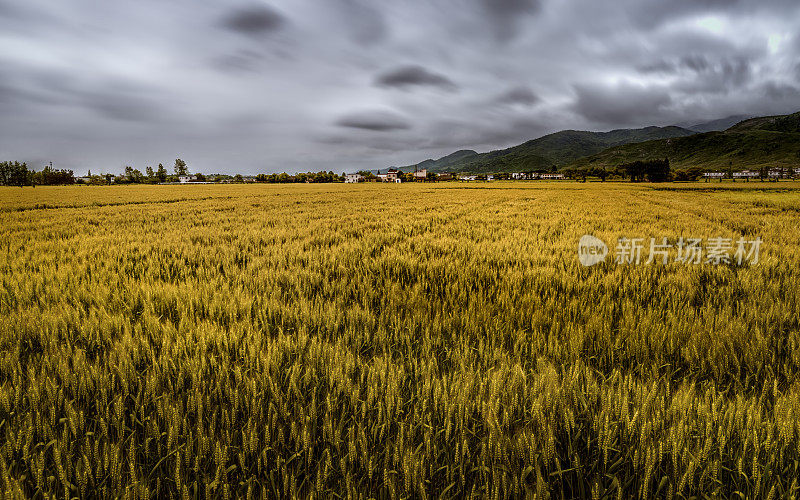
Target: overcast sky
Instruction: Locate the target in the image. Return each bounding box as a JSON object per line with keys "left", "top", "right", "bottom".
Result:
{"left": 2, "top": 0, "right": 800, "bottom": 175}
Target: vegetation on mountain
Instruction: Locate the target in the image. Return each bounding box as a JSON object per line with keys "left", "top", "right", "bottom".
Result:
{"left": 399, "top": 127, "right": 695, "bottom": 174}
{"left": 567, "top": 112, "right": 800, "bottom": 173}
{"left": 394, "top": 111, "right": 800, "bottom": 177}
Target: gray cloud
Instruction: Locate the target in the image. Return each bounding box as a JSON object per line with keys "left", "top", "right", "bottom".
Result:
{"left": 763, "top": 81, "right": 800, "bottom": 101}
{"left": 335, "top": 110, "right": 411, "bottom": 131}
{"left": 681, "top": 55, "right": 710, "bottom": 73}
{"left": 636, "top": 51, "right": 756, "bottom": 98}
{"left": 375, "top": 65, "right": 458, "bottom": 90}
{"left": 221, "top": 5, "right": 286, "bottom": 35}
{"left": 480, "top": 0, "right": 541, "bottom": 41}
{"left": 572, "top": 83, "right": 673, "bottom": 125}
{"left": 1, "top": 0, "right": 799, "bottom": 174}
{"left": 335, "top": 0, "right": 388, "bottom": 44}
{"left": 495, "top": 86, "right": 540, "bottom": 106}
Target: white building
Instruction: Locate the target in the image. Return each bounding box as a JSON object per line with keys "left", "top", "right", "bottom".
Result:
{"left": 413, "top": 168, "right": 427, "bottom": 181}
{"left": 733, "top": 170, "right": 759, "bottom": 178}
{"left": 178, "top": 175, "right": 197, "bottom": 183}
{"left": 345, "top": 173, "right": 363, "bottom": 183}
{"left": 703, "top": 172, "right": 725, "bottom": 178}
{"left": 540, "top": 173, "right": 564, "bottom": 179}
{"left": 378, "top": 168, "right": 400, "bottom": 182}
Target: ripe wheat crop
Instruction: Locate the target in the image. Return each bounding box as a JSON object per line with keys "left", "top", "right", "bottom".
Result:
{"left": 1, "top": 182, "right": 799, "bottom": 498}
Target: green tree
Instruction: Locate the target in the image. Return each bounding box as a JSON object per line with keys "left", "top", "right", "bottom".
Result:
{"left": 156, "top": 164, "right": 167, "bottom": 183}
{"left": 174, "top": 159, "right": 187, "bottom": 176}
{"left": 0, "top": 161, "right": 30, "bottom": 186}
{"left": 32, "top": 163, "right": 74, "bottom": 185}
{"left": 646, "top": 158, "right": 671, "bottom": 182}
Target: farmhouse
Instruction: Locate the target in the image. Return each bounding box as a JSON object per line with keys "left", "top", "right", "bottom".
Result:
{"left": 540, "top": 173, "right": 564, "bottom": 180}
{"left": 703, "top": 172, "right": 725, "bottom": 178}
{"left": 733, "top": 170, "right": 759, "bottom": 179}
{"left": 345, "top": 173, "right": 363, "bottom": 183}
{"left": 178, "top": 175, "right": 197, "bottom": 183}
{"left": 413, "top": 168, "right": 427, "bottom": 181}
{"left": 377, "top": 168, "right": 400, "bottom": 182}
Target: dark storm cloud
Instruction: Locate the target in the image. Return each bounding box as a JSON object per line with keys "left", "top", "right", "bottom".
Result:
{"left": 763, "top": 82, "right": 800, "bottom": 101}
{"left": 1, "top": 0, "right": 799, "bottom": 174}
{"left": 375, "top": 65, "right": 458, "bottom": 90}
{"left": 495, "top": 86, "right": 540, "bottom": 106}
{"left": 572, "top": 83, "right": 673, "bottom": 125}
{"left": 675, "top": 57, "right": 753, "bottom": 95}
{"left": 335, "top": 111, "right": 411, "bottom": 131}
{"left": 220, "top": 5, "right": 286, "bottom": 35}
{"left": 480, "top": 0, "right": 541, "bottom": 41}
{"left": 31, "top": 71, "right": 171, "bottom": 122}
{"left": 639, "top": 55, "right": 743, "bottom": 77}
{"left": 681, "top": 55, "right": 710, "bottom": 73}
{"left": 418, "top": 116, "right": 551, "bottom": 150}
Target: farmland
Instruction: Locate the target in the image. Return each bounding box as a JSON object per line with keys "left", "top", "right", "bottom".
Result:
{"left": 1, "top": 182, "right": 800, "bottom": 498}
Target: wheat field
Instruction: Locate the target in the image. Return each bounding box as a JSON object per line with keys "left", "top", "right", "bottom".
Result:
{"left": 1, "top": 182, "right": 799, "bottom": 498}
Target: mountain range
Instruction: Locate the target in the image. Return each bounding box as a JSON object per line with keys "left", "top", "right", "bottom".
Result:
{"left": 671, "top": 115, "right": 752, "bottom": 133}
{"left": 393, "top": 111, "right": 800, "bottom": 174}
{"left": 567, "top": 111, "right": 800, "bottom": 172}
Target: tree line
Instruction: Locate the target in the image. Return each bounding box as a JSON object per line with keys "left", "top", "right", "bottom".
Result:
{"left": 560, "top": 159, "right": 672, "bottom": 182}
{"left": 0, "top": 159, "right": 350, "bottom": 186}
{"left": 255, "top": 171, "right": 344, "bottom": 183}
{"left": 0, "top": 162, "right": 75, "bottom": 186}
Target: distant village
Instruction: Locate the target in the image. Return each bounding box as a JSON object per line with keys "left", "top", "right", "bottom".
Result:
{"left": 2, "top": 158, "right": 800, "bottom": 187}
{"left": 345, "top": 167, "right": 566, "bottom": 183}
{"left": 701, "top": 168, "right": 800, "bottom": 181}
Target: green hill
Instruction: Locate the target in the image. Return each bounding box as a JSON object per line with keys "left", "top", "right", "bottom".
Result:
{"left": 399, "top": 126, "right": 696, "bottom": 174}
{"left": 397, "top": 150, "right": 479, "bottom": 173}
{"left": 567, "top": 111, "right": 800, "bottom": 172}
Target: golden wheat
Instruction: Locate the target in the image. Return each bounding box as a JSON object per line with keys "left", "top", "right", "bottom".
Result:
{"left": 0, "top": 181, "right": 799, "bottom": 497}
